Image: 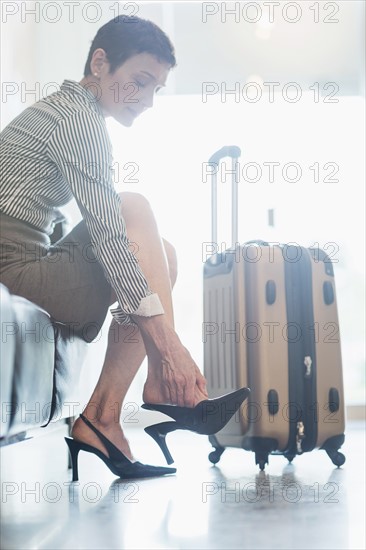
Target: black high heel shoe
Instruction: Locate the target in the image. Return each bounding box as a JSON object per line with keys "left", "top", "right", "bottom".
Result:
{"left": 142, "top": 387, "right": 250, "bottom": 464}
{"left": 65, "top": 414, "right": 176, "bottom": 481}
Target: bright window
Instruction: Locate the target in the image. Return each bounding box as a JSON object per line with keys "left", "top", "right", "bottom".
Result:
{"left": 103, "top": 91, "right": 365, "bottom": 406}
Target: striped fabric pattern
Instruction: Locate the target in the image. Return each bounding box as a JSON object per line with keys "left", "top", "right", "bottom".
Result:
{"left": 0, "top": 79, "right": 164, "bottom": 325}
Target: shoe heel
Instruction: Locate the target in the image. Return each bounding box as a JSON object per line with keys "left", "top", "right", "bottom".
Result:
{"left": 65, "top": 437, "right": 81, "bottom": 482}
{"left": 144, "top": 422, "right": 178, "bottom": 465}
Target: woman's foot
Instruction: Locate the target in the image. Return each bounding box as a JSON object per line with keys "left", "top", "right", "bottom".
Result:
{"left": 71, "top": 414, "right": 135, "bottom": 462}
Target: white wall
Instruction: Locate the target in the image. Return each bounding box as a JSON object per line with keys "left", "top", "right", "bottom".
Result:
{"left": 1, "top": 1, "right": 365, "bottom": 408}
{"left": 1, "top": 4, "right": 38, "bottom": 128}
{"left": 2, "top": 0, "right": 365, "bottom": 129}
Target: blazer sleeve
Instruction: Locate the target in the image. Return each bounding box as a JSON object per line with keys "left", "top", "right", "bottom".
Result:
{"left": 47, "top": 110, "right": 164, "bottom": 325}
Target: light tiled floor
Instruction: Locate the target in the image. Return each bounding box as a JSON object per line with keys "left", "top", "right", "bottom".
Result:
{"left": 1, "top": 421, "right": 365, "bottom": 550}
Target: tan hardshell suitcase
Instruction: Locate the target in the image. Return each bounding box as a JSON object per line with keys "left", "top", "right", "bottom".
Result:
{"left": 203, "top": 146, "right": 346, "bottom": 470}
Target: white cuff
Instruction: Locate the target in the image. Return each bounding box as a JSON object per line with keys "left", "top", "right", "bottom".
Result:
{"left": 133, "top": 293, "right": 165, "bottom": 317}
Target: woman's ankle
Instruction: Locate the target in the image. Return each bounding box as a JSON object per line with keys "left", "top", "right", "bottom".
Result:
{"left": 81, "top": 401, "right": 122, "bottom": 428}
{"left": 71, "top": 411, "right": 134, "bottom": 461}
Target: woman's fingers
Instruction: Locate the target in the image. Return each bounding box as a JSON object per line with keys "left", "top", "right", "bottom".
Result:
{"left": 183, "top": 379, "right": 196, "bottom": 408}
{"left": 176, "top": 380, "right": 186, "bottom": 407}
{"left": 174, "top": 369, "right": 195, "bottom": 407}
{"left": 162, "top": 361, "right": 190, "bottom": 407}
{"left": 196, "top": 368, "right": 208, "bottom": 398}
{"left": 161, "top": 355, "right": 206, "bottom": 407}
{"left": 161, "top": 359, "right": 192, "bottom": 406}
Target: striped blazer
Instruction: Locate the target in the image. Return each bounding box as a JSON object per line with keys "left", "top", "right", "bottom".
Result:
{"left": 0, "top": 79, "right": 164, "bottom": 325}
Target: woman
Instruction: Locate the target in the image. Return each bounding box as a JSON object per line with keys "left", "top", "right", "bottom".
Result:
{"left": 0, "top": 15, "right": 249, "bottom": 480}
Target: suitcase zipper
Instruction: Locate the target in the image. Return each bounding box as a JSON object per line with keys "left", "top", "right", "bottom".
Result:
{"left": 296, "top": 421, "right": 305, "bottom": 453}
{"left": 296, "top": 357, "right": 312, "bottom": 453}
{"left": 304, "top": 355, "right": 312, "bottom": 377}
{"left": 284, "top": 246, "right": 318, "bottom": 455}
{"left": 297, "top": 251, "right": 318, "bottom": 453}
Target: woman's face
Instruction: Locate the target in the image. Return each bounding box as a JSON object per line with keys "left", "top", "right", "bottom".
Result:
{"left": 90, "top": 51, "right": 171, "bottom": 126}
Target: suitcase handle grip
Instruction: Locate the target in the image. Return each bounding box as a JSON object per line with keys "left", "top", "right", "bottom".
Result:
{"left": 209, "top": 145, "right": 241, "bottom": 247}
{"left": 208, "top": 145, "right": 241, "bottom": 164}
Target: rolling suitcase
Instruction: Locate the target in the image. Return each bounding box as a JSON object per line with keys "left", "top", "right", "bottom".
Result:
{"left": 203, "top": 146, "right": 346, "bottom": 470}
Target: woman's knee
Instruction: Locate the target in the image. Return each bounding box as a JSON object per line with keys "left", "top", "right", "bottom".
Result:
{"left": 118, "top": 192, "right": 177, "bottom": 286}
{"left": 118, "top": 192, "right": 153, "bottom": 220}
{"left": 163, "top": 238, "right": 178, "bottom": 288}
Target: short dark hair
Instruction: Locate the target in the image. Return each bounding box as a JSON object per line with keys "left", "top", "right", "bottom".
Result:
{"left": 84, "top": 15, "right": 177, "bottom": 76}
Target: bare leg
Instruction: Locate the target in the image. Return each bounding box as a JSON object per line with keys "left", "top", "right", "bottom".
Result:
{"left": 71, "top": 193, "right": 204, "bottom": 459}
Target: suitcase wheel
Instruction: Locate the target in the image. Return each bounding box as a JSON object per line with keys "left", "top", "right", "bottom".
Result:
{"left": 330, "top": 451, "right": 346, "bottom": 468}
{"left": 284, "top": 453, "right": 296, "bottom": 463}
{"left": 321, "top": 435, "right": 346, "bottom": 467}
{"left": 255, "top": 452, "right": 269, "bottom": 471}
{"left": 208, "top": 447, "right": 225, "bottom": 464}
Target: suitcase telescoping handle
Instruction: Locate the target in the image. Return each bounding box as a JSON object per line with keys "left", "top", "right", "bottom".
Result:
{"left": 209, "top": 145, "right": 241, "bottom": 247}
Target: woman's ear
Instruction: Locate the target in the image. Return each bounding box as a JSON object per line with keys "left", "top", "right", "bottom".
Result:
{"left": 90, "top": 48, "right": 109, "bottom": 77}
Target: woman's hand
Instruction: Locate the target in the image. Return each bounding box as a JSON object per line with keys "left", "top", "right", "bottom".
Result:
{"left": 135, "top": 314, "right": 209, "bottom": 407}
{"left": 160, "top": 346, "right": 208, "bottom": 407}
